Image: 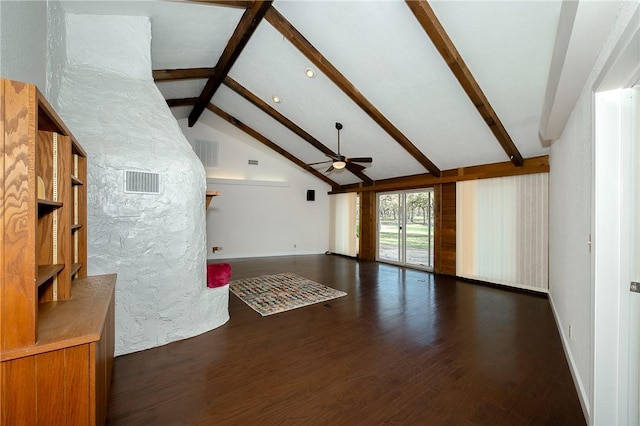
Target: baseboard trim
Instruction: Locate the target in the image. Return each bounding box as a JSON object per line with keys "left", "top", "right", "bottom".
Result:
{"left": 453, "top": 275, "right": 549, "bottom": 297}
{"left": 549, "top": 294, "right": 590, "bottom": 424}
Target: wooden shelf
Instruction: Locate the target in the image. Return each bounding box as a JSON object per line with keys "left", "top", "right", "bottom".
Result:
{"left": 37, "top": 264, "right": 65, "bottom": 287}
{"left": 37, "top": 198, "right": 63, "bottom": 210}
{"left": 206, "top": 190, "right": 220, "bottom": 209}
{"left": 1, "top": 274, "right": 115, "bottom": 362}
{"left": 71, "top": 263, "right": 82, "bottom": 276}
{"left": 71, "top": 175, "right": 83, "bottom": 186}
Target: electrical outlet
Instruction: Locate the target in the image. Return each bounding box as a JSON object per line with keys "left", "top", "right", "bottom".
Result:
{"left": 293, "top": 244, "right": 297, "bottom": 248}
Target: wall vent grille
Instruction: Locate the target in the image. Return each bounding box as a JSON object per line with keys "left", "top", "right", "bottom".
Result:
{"left": 248, "top": 160, "right": 259, "bottom": 165}
{"left": 190, "top": 139, "right": 218, "bottom": 168}
{"left": 124, "top": 170, "right": 160, "bottom": 194}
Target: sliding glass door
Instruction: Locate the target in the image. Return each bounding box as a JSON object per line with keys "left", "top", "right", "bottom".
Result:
{"left": 377, "top": 190, "right": 434, "bottom": 269}
{"left": 378, "top": 193, "right": 401, "bottom": 262}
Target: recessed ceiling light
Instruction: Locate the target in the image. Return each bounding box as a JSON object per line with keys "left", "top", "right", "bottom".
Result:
{"left": 305, "top": 68, "right": 316, "bottom": 78}
{"left": 272, "top": 95, "right": 281, "bottom": 103}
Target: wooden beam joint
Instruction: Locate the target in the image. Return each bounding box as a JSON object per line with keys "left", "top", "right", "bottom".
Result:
{"left": 188, "top": 1, "right": 272, "bottom": 127}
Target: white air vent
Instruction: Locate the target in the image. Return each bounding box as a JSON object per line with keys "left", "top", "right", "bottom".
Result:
{"left": 124, "top": 170, "right": 160, "bottom": 194}
{"left": 190, "top": 139, "right": 218, "bottom": 168}
{"left": 248, "top": 160, "right": 259, "bottom": 165}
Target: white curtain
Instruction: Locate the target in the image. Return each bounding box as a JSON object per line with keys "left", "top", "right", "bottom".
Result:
{"left": 457, "top": 173, "right": 549, "bottom": 291}
{"left": 330, "top": 193, "right": 357, "bottom": 257}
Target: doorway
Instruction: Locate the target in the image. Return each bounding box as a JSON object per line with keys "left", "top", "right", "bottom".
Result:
{"left": 377, "top": 189, "right": 434, "bottom": 270}
{"left": 630, "top": 84, "right": 640, "bottom": 425}
{"left": 593, "top": 84, "right": 639, "bottom": 424}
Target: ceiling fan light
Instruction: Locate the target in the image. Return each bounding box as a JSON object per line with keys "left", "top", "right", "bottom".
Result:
{"left": 333, "top": 160, "right": 346, "bottom": 169}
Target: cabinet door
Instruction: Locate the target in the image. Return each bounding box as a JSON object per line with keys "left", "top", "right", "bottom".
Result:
{"left": 64, "top": 345, "right": 91, "bottom": 426}
{"left": 1, "top": 356, "right": 37, "bottom": 424}
{"left": 1, "top": 345, "right": 91, "bottom": 426}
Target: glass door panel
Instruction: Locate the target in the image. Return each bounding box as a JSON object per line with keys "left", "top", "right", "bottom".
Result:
{"left": 378, "top": 194, "right": 401, "bottom": 262}
{"left": 405, "top": 191, "right": 434, "bottom": 268}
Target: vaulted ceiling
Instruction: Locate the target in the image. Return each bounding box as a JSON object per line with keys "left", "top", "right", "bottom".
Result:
{"left": 60, "top": 0, "right": 564, "bottom": 190}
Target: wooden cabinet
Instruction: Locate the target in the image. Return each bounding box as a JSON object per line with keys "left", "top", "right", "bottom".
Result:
{"left": 1, "top": 276, "right": 116, "bottom": 425}
{"left": 1, "top": 78, "right": 114, "bottom": 425}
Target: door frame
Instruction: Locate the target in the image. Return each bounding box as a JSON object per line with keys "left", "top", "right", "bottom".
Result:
{"left": 591, "top": 16, "right": 640, "bottom": 421}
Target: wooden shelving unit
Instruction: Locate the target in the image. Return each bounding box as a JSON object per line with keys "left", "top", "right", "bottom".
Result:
{"left": 1, "top": 78, "right": 114, "bottom": 425}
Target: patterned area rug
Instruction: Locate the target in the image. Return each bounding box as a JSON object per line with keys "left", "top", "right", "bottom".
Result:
{"left": 229, "top": 272, "right": 347, "bottom": 316}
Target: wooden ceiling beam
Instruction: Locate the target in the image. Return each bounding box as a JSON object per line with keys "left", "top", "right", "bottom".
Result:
{"left": 223, "top": 76, "right": 373, "bottom": 185}
{"left": 186, "top": 1, "right": 254, "bottom": 9}
{"left": 406, "top": 0, "right": 524, "bottom": 167}
{"left": 206, "top": 104, "right": 341, "bottom": 189}
{"left": 166, "top": 97, "right": 200, "bottom": 107}
{"left": 188, "top": 0, "right": 272, "bottom": 127}
{"left": 333, "top": 155, "right": 548, "bottom": 194}
{"left": 265, "top": 7, "right": 441, "bottom": 178}
{"left": 153, "top": 68, "right": 215, "bottom": 82}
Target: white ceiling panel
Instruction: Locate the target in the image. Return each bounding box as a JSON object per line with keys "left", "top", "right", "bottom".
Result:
{"left": 66, "top": 0, "right": 563, "bottom": 187}
{"left": 213, "top": 85, "right": 324, "bottom": 165}
{"left": 212, "top": 85, "right": 363, "bottom": 186}
{"left": 170, "top": 105, "right": 191, "bottom": 120}
{"left": 148, "top": 2, "right": 242, "bottom": 69}
{"left": 429, "top": 1, "right": 561, "bottom": 158}
{"left": 274, "top": 1, "right": 508, "bottom": 170}
{"left": 61, "top": 1, "right": 243, "bottom": 69}
{"left": 228, "top": 20, "right": 426, "bottom": 180}
{"left": 156, "top": 79, "right": 206, "bottom": 99}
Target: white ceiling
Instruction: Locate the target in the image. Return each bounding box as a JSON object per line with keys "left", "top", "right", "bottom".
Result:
{"left": 61, "top": 0, "right": 563, "bottom": 186}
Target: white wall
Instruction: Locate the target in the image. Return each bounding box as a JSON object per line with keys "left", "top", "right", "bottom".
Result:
{"left": 177, "top": 113, "right": 331, "bottom": 259}
{"left": 46, "top": 0, "right": 66, "bottom": 102}
{"left": 50, "top": 13, "right": 228, "bottom": 356}
{"left": 0, "top": 1, "right": 47, "bottom": 90}
{"left": 548, "top": 2, "right": 639, "bottom": 423}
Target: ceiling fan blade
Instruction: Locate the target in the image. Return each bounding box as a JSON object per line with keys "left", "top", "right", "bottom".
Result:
{"left": 345, "top": 162, "right": 366, "bottom": 174}
{"left": 325, "top": 165, "right": 335, "bottom": 173}
{"left": 326, "top": 154, "right": 340, "bottom": 161}
{"left": 347, "top": 157, "right": 373, "bottom": 164}
{"left": 308, "top": 160, "right": 332, "bottom": 166}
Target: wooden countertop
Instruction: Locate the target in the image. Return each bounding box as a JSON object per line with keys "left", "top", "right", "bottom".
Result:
{"left": 1, "top": 274, "right": 116, "bottom": 362}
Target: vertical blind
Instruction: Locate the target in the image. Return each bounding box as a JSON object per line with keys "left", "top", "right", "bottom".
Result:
{"left": 330, "top": 193, "right": 357, "bottom": 257}
{"left": 456, "top": 173, "right": 549, "bottom": 291}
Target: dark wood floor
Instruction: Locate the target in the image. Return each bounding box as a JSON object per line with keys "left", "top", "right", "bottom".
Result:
{"left": 106, "top": 255, "right": 584, "bottom": 425}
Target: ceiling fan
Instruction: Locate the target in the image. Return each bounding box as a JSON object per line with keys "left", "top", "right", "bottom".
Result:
{"left": 309, "top": 122, "right": 373, "bottom": 173}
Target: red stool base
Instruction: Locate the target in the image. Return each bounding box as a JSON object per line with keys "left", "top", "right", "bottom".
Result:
{"left": 207, "top": 263, "right": 231, "bottom": 288}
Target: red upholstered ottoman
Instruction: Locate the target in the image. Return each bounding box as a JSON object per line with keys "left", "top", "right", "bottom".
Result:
{"left": 207, "top": 263, "right": 231, "bottom": 288}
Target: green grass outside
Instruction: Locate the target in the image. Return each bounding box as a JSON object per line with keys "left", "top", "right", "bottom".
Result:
{"left": 379, "top": 222, "right": 433, "bottom": 248}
